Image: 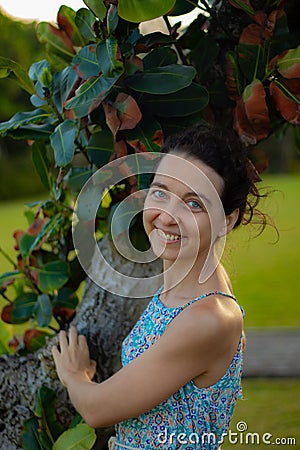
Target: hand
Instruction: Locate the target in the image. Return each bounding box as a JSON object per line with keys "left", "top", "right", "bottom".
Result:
{"left": 52, "top": 326, "right": 97, "bottom": 387}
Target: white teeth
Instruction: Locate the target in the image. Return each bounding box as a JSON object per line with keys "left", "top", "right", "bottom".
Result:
{"left": 157, "top": 229, "right": 181, "bottom": 241}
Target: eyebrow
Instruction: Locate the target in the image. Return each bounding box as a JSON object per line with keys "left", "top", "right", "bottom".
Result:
{"left": 150, "top": 181, "right": 212, "bottom": 206}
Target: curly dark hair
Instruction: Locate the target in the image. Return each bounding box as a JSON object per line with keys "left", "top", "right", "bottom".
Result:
{"left": 160, "top": 124, "right": 270, "bottom": 231}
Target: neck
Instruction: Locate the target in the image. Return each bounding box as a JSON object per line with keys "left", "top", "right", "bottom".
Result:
{"left": 162, "top": 251, "right": 229, "bottom": 301}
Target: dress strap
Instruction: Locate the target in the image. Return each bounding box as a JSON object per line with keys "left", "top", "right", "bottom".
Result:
{"left": 180, "top": 291, "right": 244, "bottom": 317}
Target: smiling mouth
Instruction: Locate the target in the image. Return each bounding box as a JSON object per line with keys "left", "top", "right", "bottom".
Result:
{"left": 156, "top": 228, "right": 182, "bottom": 242}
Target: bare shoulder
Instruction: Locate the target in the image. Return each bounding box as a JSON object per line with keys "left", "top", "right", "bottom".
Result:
{"left": 165, "top": 293, "right": 243, "bottom": 354}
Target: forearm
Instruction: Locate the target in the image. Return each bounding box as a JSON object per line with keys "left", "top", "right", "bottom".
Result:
{"left": 66, "top": 372, "right": 104, "bottom": 428}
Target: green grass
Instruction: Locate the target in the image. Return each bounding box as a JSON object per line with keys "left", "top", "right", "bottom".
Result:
{"left": 223, "top": 174, "right": 300, "bottom": 327}
{"left": 222, "top": 378, "right": 300, "bottom": 448}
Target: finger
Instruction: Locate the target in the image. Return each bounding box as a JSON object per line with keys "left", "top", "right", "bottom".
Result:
{"left": 68, "top": 326, "right": 78, "bottom": 347}
{"left": 52, "top": 345, "right": 60, "bottom": 362}
{"left": 59, "top": 330, "right": 69, "bottom": 352}
{"left": 78, "top": 334, "right": 89, "bottom": 352}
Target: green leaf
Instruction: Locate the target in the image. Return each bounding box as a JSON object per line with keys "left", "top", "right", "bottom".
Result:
{"left": 22, "top": 417, "right": 43, "bottom": 450}
{"left": 118, "top": 0, "right": 176, "bottom": 23}
{"left": 64, "top": 167, "right": 95, "bottom": 192}
{"left": 38, "top": 261, "right": 70, "bottom": 292}
{"left": 28, "top": 214, "right": 64, "bottom": 254}
{"left": 126, "top": 64, "right": 196, "bottom": 94}
{"left": 53, "top": 67, "right": 78, "bottom": 113}
{"left": 20, "top": 233, "right": 38, "bottom": 257}
{"left": 65, "top": 75, "right": 121, "bottom": 118}
{"left": 137, "top": 32, "right": 175, "bottom": 48}
{"left": 53, "top": 423, "right": 96, "bottom": 450}
{"left": 0, "top": 321, "right": 13, "bottom": 355}
{"left": 13, "top": 293, "right": 38, "bottom": 322}
{"left": 0, "top": 57, "right": 35, "bottom": 94}
{"left": 159, "top": 115, "right": 207, "bottom": 137}
{"left": 83, "top": 0, "right": 107, "bottom": 20}
{"left": 277, "top": 45, "right": 300, "bottom": 79}
{"left": 34, "top": 294, "right": 53, "bottom": 327}
{"left": 75, "top": 8, "right": 97, "bottom": 42}
{"left": 58, "top": 5, "right": 85, "bottom": 47}
{"left": 107, "top": 4, "right": 119, "bottom": 35}
{"left": 126, "top": 119, "right": 163, "bottom": 152}
{"left": 96, "top": 37, "right": 124, "bottom": 77}
{"left": 190, "top": 36, "right": 219, "bottom": 80}
{"left": 36, "top": 386, "right": 65, "bottom": 443}
{"left": 0, "top": 271, "right": 22, "bottom": 288}
{"left": 6, "top": 123, "right": 55, "bottom": 141}
{"left": 238, "top": 43, "right": 265, "bottom": 82}
{"left": 73, "top": 45, "right": 100, "bottom": 78}
{"left": 53, "top": 287, "right": 79, "bottom": 309}
{"left": 32, "top": 142, "right": 51, "bottom": 190}
{"left": 86, "top": 128, "right": 114, "bottom": 166}
{"left": 168, "top": 0, "right": 197, "bottom": 16}
{"left": 0, "top": 109, "right": 52, "bottom": 135}
{"left": 143, "top": 47, "right": 177, "bottom": 70}
{"left": 29, "top": 59, "right": 51, "bottom": 83}
{"left": 139, "top": 82, "right": 209, "bottom": 117}
{"left": 50, "top": 120, "right": 77, "bottom": 167}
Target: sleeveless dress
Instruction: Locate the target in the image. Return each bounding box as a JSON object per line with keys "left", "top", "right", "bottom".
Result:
{"left": 113, "top": 287, "right": 244, "bottom": 450}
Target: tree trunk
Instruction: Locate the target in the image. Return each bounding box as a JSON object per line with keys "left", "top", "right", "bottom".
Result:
{"left": 0, "top": 236, "right": 162, "bottom": 449}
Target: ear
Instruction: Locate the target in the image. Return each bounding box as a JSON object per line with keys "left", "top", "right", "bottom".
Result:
{"left": 218, "top": 208, "right": 239, "bottom": 237}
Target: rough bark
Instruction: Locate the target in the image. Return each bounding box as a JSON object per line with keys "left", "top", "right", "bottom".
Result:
{"left": 0, "top": 236, "right": 162, "bottom": 449}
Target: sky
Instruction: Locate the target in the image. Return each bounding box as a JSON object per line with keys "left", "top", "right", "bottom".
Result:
{"left": 0, "top": 0, "right": 198, "bottom": 25}
{"left": 0, "top": 0, "right": 86, "bottom": 21}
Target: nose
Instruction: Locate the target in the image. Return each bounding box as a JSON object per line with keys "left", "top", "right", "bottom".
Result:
{"left": 157, "top": 203, "right": 178, "bottom": 226}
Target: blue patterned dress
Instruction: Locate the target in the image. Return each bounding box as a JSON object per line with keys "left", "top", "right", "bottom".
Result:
{"left": 114, "top": 287, "right": 244, "bottom": 450}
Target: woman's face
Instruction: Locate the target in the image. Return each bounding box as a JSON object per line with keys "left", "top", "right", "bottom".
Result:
{"left": 143, "top": 152, "right": 225, "bottom": 264}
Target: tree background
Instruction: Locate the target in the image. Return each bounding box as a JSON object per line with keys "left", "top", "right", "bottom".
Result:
{"left": 0, "top": 0, "right": 299, "bottom": 448}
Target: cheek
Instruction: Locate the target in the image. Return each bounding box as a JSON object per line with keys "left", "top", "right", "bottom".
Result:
{"left": 143, "top": 208, "right": 156, "bottom": 234}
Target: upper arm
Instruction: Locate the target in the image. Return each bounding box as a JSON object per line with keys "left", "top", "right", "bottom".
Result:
{"left": 86, "top": 307, "right": 229, "bottom": 427}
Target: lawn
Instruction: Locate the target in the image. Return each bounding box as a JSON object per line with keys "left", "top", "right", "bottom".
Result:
{"left": 223, "top": 173, "right": 300, "bottom": 328}
{"left": 222, "top": 378, "right": 300, "bottom": 448}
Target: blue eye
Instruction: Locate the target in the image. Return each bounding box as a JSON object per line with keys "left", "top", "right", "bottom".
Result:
{"left": 187, "top": 200, "right": 203, "bottom": 210}
{"left": 153, "top": 190, "right": 167, "bottom": 199}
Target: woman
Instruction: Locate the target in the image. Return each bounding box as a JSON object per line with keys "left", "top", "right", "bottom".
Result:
{"left": 52, "top": 125, "right": 266, "bottom": 449}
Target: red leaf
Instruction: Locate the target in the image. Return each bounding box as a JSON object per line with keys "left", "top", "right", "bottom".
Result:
{"left": 153, "top": 129, "right": 164, "bottom": 147}
{"left": 1, "top": 304, "right": 14, "bottom": 324}
{"left": 30, "top": 269, "right": 39, "bottom": 286}
{"left": 57, "top": 12, "right": 74, "bottom": 41}
{"left": 8, "top": 336, "right": 20, "bottom": 351}
{"left": 244, "top": 80, "right": 270, "bottom": 140}
{"left": 13, "top": 230, "right": 24, "bottom": 251}
{"left": 46, "top": 24, "right": 75, "bottom": 54}
{"left": 114, "top": 93, "right": 142, "bottom": 131}
{"left": 234, "top": 80, "right": 271, "bottom": 145}
{"left": 240, "top": 23, "right": 263, "bottom": 45}
{"left": 103, "top": 102, "right": 120, "bottom": 137}
{"left": 110, "top": 139, "right": 128, "bottom": 161}
{"left": 125, "top": 56, "right": 143, "bottom": 75}
{"left": 270, "top": 81, "right": 300, "bottom": 125}
{"left": 234, "top": 98, "right": 257, "bottom": 146}
{"left": 23, "top": 329, "right": 47, "bottom": 351}
{"left": 251, "top": 147, "right": 269, "bottom": 174}
{"left": 269, "top": 48, "right": 300, "bottom": 79}
{"left": 53, "top": 306, "right": 76, "bottom": 320}
{"left": 27, "top": 218, "right": 45, "bottom": 236}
